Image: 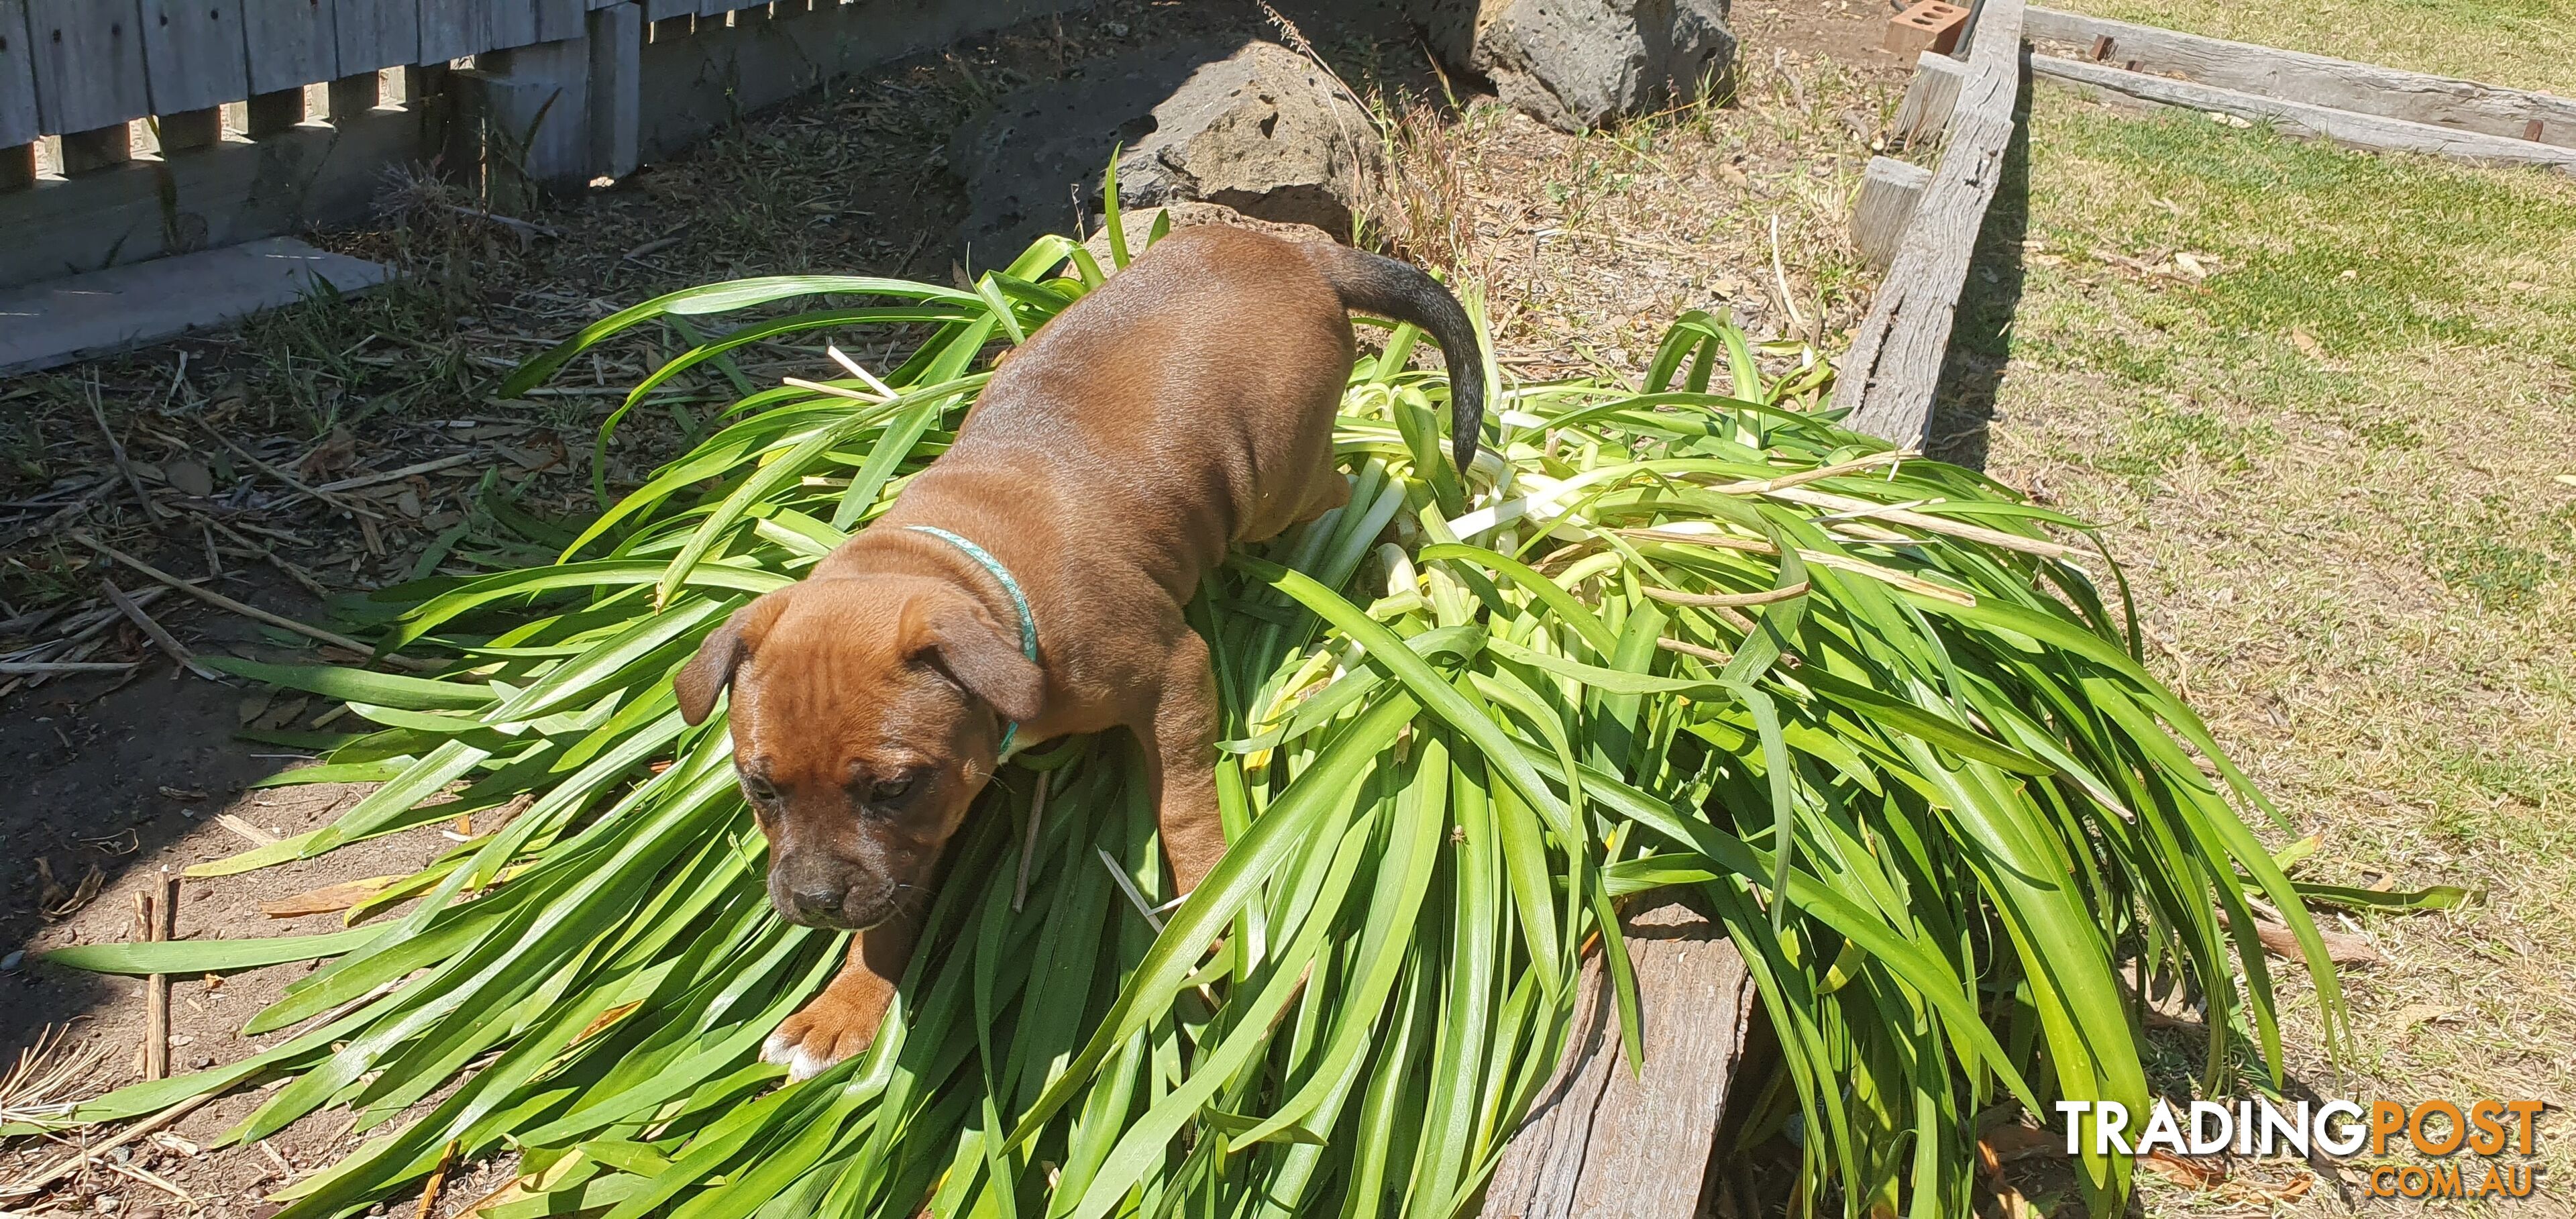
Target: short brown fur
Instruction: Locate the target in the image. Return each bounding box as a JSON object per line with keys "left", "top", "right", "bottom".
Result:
{"left": 675, "top": 226, "right": 1479, "bottom": 1077}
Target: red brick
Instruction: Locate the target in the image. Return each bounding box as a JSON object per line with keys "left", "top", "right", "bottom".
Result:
{"left": 1884, "top": 1, "right": 1970, "bottom": 58}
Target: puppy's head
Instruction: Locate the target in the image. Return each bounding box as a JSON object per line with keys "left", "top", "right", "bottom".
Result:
{"left": 674, "top": 575, "right": 1042, "bottom": 931}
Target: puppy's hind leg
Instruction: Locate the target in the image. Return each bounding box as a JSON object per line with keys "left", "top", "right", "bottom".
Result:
{"left": 1141, "top": 628, "right": 1229, "bottom": 896}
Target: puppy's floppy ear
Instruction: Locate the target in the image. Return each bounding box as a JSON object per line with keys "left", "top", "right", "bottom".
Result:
{"left": 676, "top": 593, "right": 787, "bottom": 725}
{"left": 922, "top": 601, "right": 1044, "bottom": 725}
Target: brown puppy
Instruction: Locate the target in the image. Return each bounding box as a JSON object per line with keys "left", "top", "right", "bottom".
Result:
{"left": 673, "top": 225, "right": 1483, "bottom": 1079}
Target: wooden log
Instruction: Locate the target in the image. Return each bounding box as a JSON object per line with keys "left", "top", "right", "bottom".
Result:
{"left": 2032, "top": 52, "right": 2576, "bottom": 172}
{"left": 0, "top": 0, "right": 37, "bottom": 148}
{"left": 476, "top": 33, "right": 592, "bottom": 200}
{"left": 1892, "top": 50, "right": 1966, "bottom": 146}
{"left": 26, "top": 0, "right": 154, "bottom": 135}
{"left": 138, "top": 0, "right": 248, "bottom": 117}
{"left": 2025, "top": 7, "right": 2576, "bottom": 150}
{"left": 1833, "top": 0, "right": 2024, "bottom": 447}
{"left": 1477, "top": 896, "right": 1755, "bottom": 1219}
{"left": 1852, "top": 154, "right": 1930, "bottom": 271}
{"left": 0, "top": 237, "right": 393, "bottom": 372}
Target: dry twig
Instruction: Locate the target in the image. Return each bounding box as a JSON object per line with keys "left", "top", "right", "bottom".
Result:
{"left": 70, "top": 533, "right": 439, "bottom": 672}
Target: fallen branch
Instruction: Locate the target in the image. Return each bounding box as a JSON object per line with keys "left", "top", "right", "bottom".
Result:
{"left": 195, "top": 513, "right": 333, "bottom": 600}
{"left": 193, "top": 422, "right": 386, "bottom": 521}
{"left": 138, "top": 878, "right": 176, "bottom": 1081}
{"left": 102, "top": 580, "right": 220, "bottom": 680}
{"left": 2216, "top": 906, "right": 2381, "bottom": 965}
{"left": 69, "top": 534, "right": 439, "bottom": 672}
{"left": 313, "top": 453, "right": 481, "bottom": 494}
{"left": 0, "top": 1092, "right": 220, "bottom": 1199}
{"left": 87, "top": 376, "right": 164, "bottom": 523}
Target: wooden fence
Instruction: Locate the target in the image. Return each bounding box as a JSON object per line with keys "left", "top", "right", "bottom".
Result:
{"left": 0, "top": 0, "right": 1089, "bottom": 291}
{"left": 1837, "top": 0, "right": 2025, "bottom": 449}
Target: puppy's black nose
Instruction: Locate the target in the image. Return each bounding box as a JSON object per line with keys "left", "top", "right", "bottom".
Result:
{"left": 788, "top": 885, "right": 843, "bottom": 925}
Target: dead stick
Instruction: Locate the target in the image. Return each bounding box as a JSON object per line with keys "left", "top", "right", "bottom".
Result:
{"left": 102, "top": 579, "right": 221, "bottom": 680}
{"left": 0, "top": 661, "right": 138, "bottom": 675}
{"left": 312, "top": 453, "right": 480, "bottom": 494}
{"left": 70, "top": 534, "right": 439, "bottom": 672}
{"left": 192, "top": 421, "right": 386, "bottom": 521}
{"left": 143, "top": 875, "right": 174, "bottom": 1080}
{"left": 4, "top": 1092, "right": 219, "bottom": 1196}
{"left": 194, "top": 513, "right": 333, "bottom": 600}
{"left": 88, "top": 376, "right": 165, "bottom": 523}
{"left": 414, "top": 1140, "right": 460, "bottom": 1219}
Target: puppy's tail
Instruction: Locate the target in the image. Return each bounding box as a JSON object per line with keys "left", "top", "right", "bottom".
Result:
{"left": 1301, "top": 243, "right": 1486, "bottom": 474}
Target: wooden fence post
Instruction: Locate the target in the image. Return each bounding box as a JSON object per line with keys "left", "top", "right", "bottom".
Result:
{"left": 1892, "top": 50, "right": 1968, "bottom": 146}
{"left": 1476, "top": 895, "right": 1756, "bottom": 1219}
{"left": 1853, "top": 155, "right": 1931, "bottom": 270}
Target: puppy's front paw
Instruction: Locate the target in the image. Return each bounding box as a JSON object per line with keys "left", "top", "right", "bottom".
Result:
{"left": 761, "top": 994, "right": 883, "bottom": 1081}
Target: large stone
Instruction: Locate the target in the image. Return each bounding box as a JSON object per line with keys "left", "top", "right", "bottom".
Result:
{"left": 1110, "top": 41, "right": 1383, "bottom": 240}
{"left": 950, "top": 39, "right": 1382, "bottom": 260}
{"left": 1414, "top": 0, "right": 1736, "bottom": 132}
{"left": 948, "top": 42, "right": 1231, "bottom": 264}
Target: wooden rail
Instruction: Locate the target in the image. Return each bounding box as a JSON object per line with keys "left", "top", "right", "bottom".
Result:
{"left": 2025, "top": 7, "right": 2576, "bottom": 149}
{"left": 1835, "top": 0, "right": 2026, "bottom": 449}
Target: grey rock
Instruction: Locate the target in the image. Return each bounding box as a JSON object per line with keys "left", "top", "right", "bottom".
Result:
{"left": 1414, "top": 0, "right": 1736, "bottom": 132}
{"left": 1111, "top": 42, "right": 1383, "bottom": 239}
{"left": 950, "top": 40, "right": 1382, "bottom": 260}
{"left": 949, "top": 42, "right": 1238, "bottom": 262}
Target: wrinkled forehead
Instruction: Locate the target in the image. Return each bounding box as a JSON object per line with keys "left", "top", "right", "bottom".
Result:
{"left": 729, "top": 606, "right": 957, "bottom": 778}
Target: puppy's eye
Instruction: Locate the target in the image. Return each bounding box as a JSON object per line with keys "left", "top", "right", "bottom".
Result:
{"left": 741, "top": 775, "right": 780, "bottom": 805}
{"left": 869, "top": 776, "right": 914, "bottom": 803}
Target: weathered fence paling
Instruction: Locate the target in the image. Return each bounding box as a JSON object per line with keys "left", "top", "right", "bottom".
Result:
{"left": 0, "top": 0, "right": 1097, "bottom": 292}
{"left": 1835, "top": 0, "right": 2025, "bottom": 449}
{"left": 2024, "top": 5, "right": 2576, "bottom": 150}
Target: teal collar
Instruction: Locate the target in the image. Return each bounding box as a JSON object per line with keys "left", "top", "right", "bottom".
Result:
{"left": 904, "top": 525, "right": 1038, "bottom": 758}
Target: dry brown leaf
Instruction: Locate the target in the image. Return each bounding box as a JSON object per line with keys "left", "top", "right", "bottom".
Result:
{"left": 1980, "top": 1123, "right": 2059, "bottom": 1164}
{"left": 164, "top": 460, "right": 215, "bottom": 496}
{"left": 215, "top": 813, "right": 282, "bottom": 849}
{"left": 2143, "top": 1148, "right": 2226, "bottom": 1189}
{"left": 260, "top": 876, "right": 401, "bottom": 919}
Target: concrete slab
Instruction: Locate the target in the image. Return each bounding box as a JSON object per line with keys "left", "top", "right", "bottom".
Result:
{"left": 0, "top": 237, "right": 393, "bottom": 375}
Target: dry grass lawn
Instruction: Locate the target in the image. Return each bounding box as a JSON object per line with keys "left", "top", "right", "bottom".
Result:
{"left": 1971, "top": 86, "right": 2576, "bottom": 1213}
{"left": 2051, "top": 0, "right": 2576, "bottom": 97}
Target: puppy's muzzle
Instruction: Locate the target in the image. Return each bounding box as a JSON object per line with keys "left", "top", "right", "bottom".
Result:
{"left": 767, "top": 852, "right": 896, "bottom": 931}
